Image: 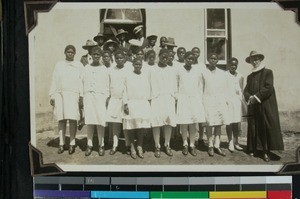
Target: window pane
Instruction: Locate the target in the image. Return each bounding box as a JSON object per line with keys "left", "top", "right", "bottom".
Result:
{"left": 207, "top": 38, "right": 226, "bottom": 61}
{"left": 207, "top": 9, "right": 225, "bottom": 29}
{"left": 106, "top": 9, "right": 123, "bottom": 20}
{"left": 124, "top": 9, "right": 142, "bottom": 21}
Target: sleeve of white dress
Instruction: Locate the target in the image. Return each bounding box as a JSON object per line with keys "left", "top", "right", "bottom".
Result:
{"left": 105, "top": 69, "right": 110, "bottom": 98}
{"left": 78, "top": 63, "right": 84, "bottom": 97}
{"left": 198, "top": 69, "right": 204, "bottom": 97}
{"left": 49, "top": 63, "right": 58, "bottom": 99}
{"left": 123, "top": 77, "right": 129, "bottom": 105}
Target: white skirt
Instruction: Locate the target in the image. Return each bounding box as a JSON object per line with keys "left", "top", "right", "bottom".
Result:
{"left": 106, "top": 98, "right": 123, "bottom": 123}
{"left": 151, "top": 95, "right": 177, "bottom": 127}
{"left": 83, "top": 92, "right": 107, "bottom": 126}
{"left": 123, "top": 99, "right": 151, "bottom": 130}
{"left": 227, "top": 96, "right": 243, "bottom": 123}
{"left": 177, "top": 94, "right": 206, "bottom": 124}
{"left": 53, "top": 91, "right": 80, "bottom": 121}
{"left": 203, "top": 95, "right": 230, "bottom": 126}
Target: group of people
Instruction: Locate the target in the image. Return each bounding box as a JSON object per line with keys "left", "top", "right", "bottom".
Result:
{"left": 49, "top": 25, "right": 284, "bottom": 162}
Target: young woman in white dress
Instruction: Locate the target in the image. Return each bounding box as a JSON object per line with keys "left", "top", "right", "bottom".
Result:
{"left": 49, "top": 45, "right": 83, "bottom": 155}
{"left": 177, "top": 51, "right": 206, "bottom": 156}
{"left": 202, "top": 53, "right": 230, "bottom": 157}
{"left": 83, "top": 46, "right": 109, "bottom": 156}
{"left": 150, "top": 48, "right": 177, "bottom": 158}
{"left": 106, "top": 50, "right": 131, "bottom": 155}
{"left": 226, "top": 57, "right": 245, "bottom": 152}
{"left": 123, "top": 58, "right": 151, "bottom": 159}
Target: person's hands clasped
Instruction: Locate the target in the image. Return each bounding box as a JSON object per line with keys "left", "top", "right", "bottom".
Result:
{"left": 50, "top": 99, "right": 55, "bottom": 106}
{"left": 247, "top": 96, "right": 257, "bottom": 105}
{"left": 124, "top": 104, "right": 129, "bottom": 115}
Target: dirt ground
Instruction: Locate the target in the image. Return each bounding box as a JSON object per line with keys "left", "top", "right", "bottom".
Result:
{"left": 35, "top": 121, "right": 300, "bottom": 169}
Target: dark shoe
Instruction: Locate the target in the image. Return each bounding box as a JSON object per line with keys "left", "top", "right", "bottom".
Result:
{"left": 126, "top": 146, "right": 131, "bottom": 155}
{"left": 137, "top": 147, "right": 144, "bottom": 159}
{"left": 208, "top": 147, "right": 214, "bottom": 157}
{"left": 85, "top": 146, "right": 92, "bottom": 156}
{"left": 154, "top": 147, "right": 161, "bottom": 158}
{"left": 249, "top": 152, "right": 255, "bottom": 157}
{"left": 189, "top": 146, "right": 197, "bottom": 156}
{"left": 110, "top": 147, "right": 117, "bottom": 155}
{"left": 263, "top": 153, "right": 270, "bottom": 162}
{"left": 165, "top": 146, "right": 173, "bottom": 157}
{"left": 68, "top": 145, "right": 75, "bottom": 154}
{"left": 214, "top": 147, "right": 226, "bottom": 157}
{"left": 98, "top": 146, "right": 105, "bottom": 156}
{"left": 182, "top": 145, "right": 188, "bottom": 156}
{"left": 57, "top": 145, "right": 64, "bottom": 154}
{"left": 130, "top": 150, "right": 137, "bottom": 159}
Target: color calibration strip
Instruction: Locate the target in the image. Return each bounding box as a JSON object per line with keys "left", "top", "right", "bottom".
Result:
{"left": 33, "top": 176, "right": 292, "bottom": 199}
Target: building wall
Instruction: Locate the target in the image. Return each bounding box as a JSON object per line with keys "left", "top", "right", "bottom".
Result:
{"left": 31, "top": 4, "right": 300, "bottom": 130}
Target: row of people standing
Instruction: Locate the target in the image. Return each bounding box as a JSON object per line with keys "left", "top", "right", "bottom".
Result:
{"left": 49, "top": 25, "right": 284, "bottom": 162}
{"left": 49, "top": 44, "right": 248, "bottom": 160}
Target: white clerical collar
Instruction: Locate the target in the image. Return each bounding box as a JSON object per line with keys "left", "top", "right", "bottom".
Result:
{"left": 252, "top": 64, "right": 266, "bottom": 73}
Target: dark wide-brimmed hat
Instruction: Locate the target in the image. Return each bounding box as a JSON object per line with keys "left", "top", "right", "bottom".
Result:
{"left": 93, "top": 33, "right": 107, "bottom": 42}
{"left": 147, "top": 35, "right": 158, "bottom": 40}
{"left": 245, "top": 50, "right": 265, "bottom": 63}
{"left": 82, "top": 40, "right": 98, "bottom": 50}
{"left": 165, "top": 37, "right": 177, "bottom": 47}
{"left": 103, "top": 39, "right": 119, "bottom": 51}
{"left": 116, "top": 29, "right": 128, "bottom": 37}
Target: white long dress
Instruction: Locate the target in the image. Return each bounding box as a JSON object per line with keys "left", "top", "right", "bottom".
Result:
{"left": 202, "top": 66, "right": 230, "bottom": 126}
{"left": 49, "top": 60, "right": 83, "bottom": 121}
{"left": 150, "top": 65, "right": 177, "bottom": 127}
{"left": 226, "top": 71, "right": 245, "bottom": 123}
{"left": 82, "top": 64, "right": 109, "bottom": 126}
{"left": 123, "top": 71, "right": 151, "bottom": 130}
{"left": 106, "top": 64, "right": 131, "bottom": 123}
{"left": 176, "top": 65, "right": 206, "bottom": 124}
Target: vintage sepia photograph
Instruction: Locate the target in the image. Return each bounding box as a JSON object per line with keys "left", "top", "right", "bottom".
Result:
{"left": 29, "top": 2, "right": 300, "bottom": 172}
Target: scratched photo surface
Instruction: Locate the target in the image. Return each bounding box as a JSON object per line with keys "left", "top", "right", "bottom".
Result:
{"left": 29, "top": 2, "right": 300, "bottom": 172}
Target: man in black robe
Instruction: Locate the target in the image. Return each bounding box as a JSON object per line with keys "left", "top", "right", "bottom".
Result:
{"left": 244, "top": 51, "right": 284, "bottom": 162}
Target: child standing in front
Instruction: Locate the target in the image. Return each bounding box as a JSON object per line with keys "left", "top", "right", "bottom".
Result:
{"left": 106, "top": 50, "right": 131, "bottom": 155}
{"left": 150, "top": 48, "right": 177, "bottom": 158}
{"left": 176, "top": 51, "right": 206, "bottom": 156}
{"left": 202, "top": 53, "right": 229, "bottom": 157}
{"left": 83, "top": 46, "right": 109, "bottom": 156}
{"left": 123, "top": 58, "right": 151, "bottom": 159}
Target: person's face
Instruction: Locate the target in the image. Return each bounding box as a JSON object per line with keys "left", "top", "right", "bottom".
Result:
{"left": 148, "top": 53, "right": 156, "bottom": 65}
{"left": 118, "top": 34, "right": 126, "bottom": 42}
{"left": 228, "top": 60, "right": 238, "bottom": 73}
{"left": 133, "top": 59, "right": 142, "bottom": 73}
{"left": 192, "top": 48, "right": 200, "bottom": 59}
{"left": 149, "top": 38, "right": 157, "bottom": 47}
{"left": 160, "top": 37, "right": 167, "bottom": 47}
{"left": 168, "top": 52, "right": 175, "bottom": 63}
{"left": 96, "top": 38, "right": 105, "bottom": 46}
{"left": 159, "top": 52, "right": 168, "bottom": 65}
{"left": 65, "top": 48, "right": 75, "bottom": 61}
{"left": 177, "top": 49, "right": 186, "bottom": 60}
{"left": 115, "top": 54, "right": 125, "bottom": 66}
{"left": 185, "top": 54, "right": 194, "bottom": 66}
{"left": 136, "top": 51, "right": 144, "bottom": 60}
{"left": 108, "top": 44, "right": 116, "bottom": 52}
{"left": 250, "top": 56, "right": 261, "bottom": 68}
{"left": 102, "top": 53, "right": 111, "bottom": 63}
{"left": 167, "top": 46, "right": 175, "bottom": 51}
{"left": 208, "top": 54, "right": 219, "bottom": 66}
{"left": 91, "top": 50, "right": 101, "bottom": 63}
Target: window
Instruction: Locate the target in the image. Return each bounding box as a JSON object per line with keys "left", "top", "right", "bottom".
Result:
{"left": 104, "top": 9, "right": 143, "bottom": 24}
{"left": 205, "top": 9, "right": 231, "bottom": 67}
